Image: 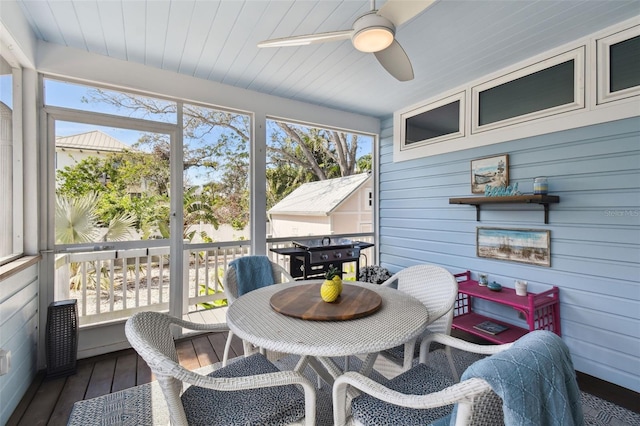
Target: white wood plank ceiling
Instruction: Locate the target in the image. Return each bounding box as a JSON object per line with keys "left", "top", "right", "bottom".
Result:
{"left": 13, "top": 0, "right": 640, "bottom": 118}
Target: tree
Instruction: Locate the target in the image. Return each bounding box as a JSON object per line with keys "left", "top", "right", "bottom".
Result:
{"left": 56, "top": 192, "right": 137, "bottom": 290}
{"left": 82, "top": 89, "right": 249, "bottom": 182}
{"left": 207, "top": 151, "right": 250, "bottom": 229}
{"left": 265, "top": 121, "right": 372, "bottom": 207}
{"left": 268, "top": 122, "right": 363, "bottom": 180}
{"left": 80, "top": 89, "right": 371, "bottom": 222}
{"left": 156, "top": 186, "right": 220, "bottom": 241}
{"left": 56, "top": 151, "right": 169, "bottom": 236}
{"left": 56, "top": 192, "right": 137, "bottom": 244}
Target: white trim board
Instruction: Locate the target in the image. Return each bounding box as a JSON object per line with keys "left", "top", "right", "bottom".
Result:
{"left": 393, "top": 16, "right": 640, "bottom": 163}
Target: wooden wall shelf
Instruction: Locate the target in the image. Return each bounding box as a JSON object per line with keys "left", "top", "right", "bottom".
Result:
{"left": 449, "top": 194, "right": 560, "bottom": 223}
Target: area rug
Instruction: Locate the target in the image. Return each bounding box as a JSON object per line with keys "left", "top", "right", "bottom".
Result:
{"left": 68, "top": 349, "right": 640, "bottom": 425}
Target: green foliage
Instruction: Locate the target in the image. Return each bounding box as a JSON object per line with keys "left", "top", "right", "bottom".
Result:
{"left": 357, "top": 154, "right": 372, "bottom": 172}
{"left": 67, "top": 90, "right": 372, "bottom": 237}
{"left": 56, "top": 157, "right": 108, "bottom": 197}
{"left": 324, "top": 265, "right": 342, "bottom": 280}
{"left": 55, "top": 192, "right": 137, "bottom": 290}
{"left": 55, "top": 192, "right": 101, "bottom": 244}
{"left": 196, "top": 284, "right": 228, "bottom": 310}
{"left": 266, "top": 120, "right": 371, "bottom": 207}
{"left": 196, "top": 267, "right": 228, "bottom": 309}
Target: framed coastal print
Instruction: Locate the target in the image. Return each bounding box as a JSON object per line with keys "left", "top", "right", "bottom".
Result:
{"left": 477, "top": 227, "right": 551, "bottom": 267}
{"left": 471, "top": 154, "right": 509, "bottom": 194}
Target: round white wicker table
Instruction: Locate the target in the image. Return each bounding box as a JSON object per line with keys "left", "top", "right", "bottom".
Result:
{"left": 226, "top": 280, "right": 430, "bottom": 384}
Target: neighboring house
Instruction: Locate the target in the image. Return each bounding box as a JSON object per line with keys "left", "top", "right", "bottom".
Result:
{"left": 268, "top": 172, "right": 372, "bottom": 237}
{"left": 55, "top": 130, "right": 147, "bottom": 194}
{"left": 55, "top": 130, "right": 130, "bottom": 171}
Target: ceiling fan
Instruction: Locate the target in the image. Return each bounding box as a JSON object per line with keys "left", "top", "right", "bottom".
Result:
{"left": 257, "top": 0, "right": 436, "bottom": 82}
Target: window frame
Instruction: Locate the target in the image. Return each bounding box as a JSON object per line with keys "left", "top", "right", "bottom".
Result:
{"left": 597, "top": 25, "right": 640, "bottom": 105}
{"left": 396, "top": 91, "right": 465, "bottom": 152}
{"left": 471, "top": 47, "right": 585, "bottom": 134}
{"left": 0, "top": 54, "right": 24, "bottom": 266}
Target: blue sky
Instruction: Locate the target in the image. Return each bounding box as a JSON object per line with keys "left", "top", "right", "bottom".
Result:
{"left": 3, "top": 77, "right": 372, "bottom": 184}
{"left": 0, "top": 75, "right": 11, "bottom": 107}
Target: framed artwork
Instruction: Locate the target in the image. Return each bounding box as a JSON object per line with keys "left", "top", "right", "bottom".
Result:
{"left": 471, "top": 154, "right": 509, "bottom": 194}
{"left": 477, "top": 227, "right": 551, "bottom": 267}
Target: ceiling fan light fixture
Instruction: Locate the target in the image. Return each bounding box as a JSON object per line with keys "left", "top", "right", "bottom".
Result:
{"left": 352, "top": 27, "right": 394, "bottom": 53}
{"left": 351, "top": 12, "right": 395, "bottom": 53}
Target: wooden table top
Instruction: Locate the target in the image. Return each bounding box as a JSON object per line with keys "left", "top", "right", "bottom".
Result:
{"left": 269, "top": 282, "right": 382, "bottom": 321}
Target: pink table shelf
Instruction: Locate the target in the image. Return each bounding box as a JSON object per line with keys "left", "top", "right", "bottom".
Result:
{"left": 452, "top": 270, "right": 561, "bottom": 344}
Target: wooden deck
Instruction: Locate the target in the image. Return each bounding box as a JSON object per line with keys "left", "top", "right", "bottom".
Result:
{"left": 6, "top": 329, "right": 639, "bottom": 425}
{"left": 6, "top": 331, "right": 245, "bottom": 426}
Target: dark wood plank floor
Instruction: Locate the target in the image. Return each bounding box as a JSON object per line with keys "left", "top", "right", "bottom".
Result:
{"left": 6, "top": 332, "right": 245, "bottom": 426}
{"left": 7, "top": 330, "right": 639, "bottom": 426}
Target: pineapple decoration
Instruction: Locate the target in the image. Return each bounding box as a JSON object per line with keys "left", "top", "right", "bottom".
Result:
{"left": 320, "top": 265, "right": 343, "bottom": 302}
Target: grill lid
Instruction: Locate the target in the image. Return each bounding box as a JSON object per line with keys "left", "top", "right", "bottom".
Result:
{"left": 292, "top": 237, "right": 355, "bottom": 250}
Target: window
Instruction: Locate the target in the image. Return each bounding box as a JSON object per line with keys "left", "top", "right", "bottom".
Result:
{"left": 0, "top": 54, "right": 23, "bottom": 265}
{"left": 397, "top": 92, "right": 465, "bottom": 151}
{"left": 597, "top": 25, "right": 640, "bottom": 104}
{"left": 43, "top": 77, "right": 254, "bottom": 319}
{"left": 45, "top": 79, "right": 177, "bottom": 123}
{"left": 472, "top": 47, "right": 585, "bottom": 133}
{"left": 265, "top": 118, "right": 374, "bottom": 239}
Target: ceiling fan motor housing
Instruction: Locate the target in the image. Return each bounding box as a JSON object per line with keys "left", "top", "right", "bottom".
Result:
{"left": 351, "top": 12, "right": 396, "bottom": 53}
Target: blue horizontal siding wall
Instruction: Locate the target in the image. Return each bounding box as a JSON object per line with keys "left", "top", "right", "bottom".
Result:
{"left": 378, "top": 116, "right": 640, "bottom": 392}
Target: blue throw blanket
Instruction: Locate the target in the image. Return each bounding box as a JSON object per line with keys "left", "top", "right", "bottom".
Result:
{"left": 229, "top": 256, "right": 275, "bottom": 297}
{"left": 443, "top": 330, "right": 584, "bottom": 426}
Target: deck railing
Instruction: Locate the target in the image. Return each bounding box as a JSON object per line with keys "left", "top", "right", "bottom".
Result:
{"left": 54, "top": 233, "right": 374, "bottom": 326}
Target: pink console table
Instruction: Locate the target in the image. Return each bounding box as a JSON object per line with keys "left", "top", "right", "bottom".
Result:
{"left": 452, "top": 270, "right": 560, "bottom": 344}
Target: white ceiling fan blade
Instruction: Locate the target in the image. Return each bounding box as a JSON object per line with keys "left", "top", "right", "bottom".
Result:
{"left": 258, "top": 30, "right": 352, "bottom": 48}
{"left": 378, "top": 0, "right": 437, "bottom": 27}
{"left": 374, "top": 39, "right": 414, "bottom": 81}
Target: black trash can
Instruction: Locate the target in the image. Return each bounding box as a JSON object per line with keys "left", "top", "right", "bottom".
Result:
{"left": 46, "top": 299, "right": 79, "bottom": 378}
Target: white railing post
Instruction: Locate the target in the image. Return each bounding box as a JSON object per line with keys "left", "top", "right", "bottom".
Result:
{"left": 182, "top": 241, "right": 190, "bottom": 315}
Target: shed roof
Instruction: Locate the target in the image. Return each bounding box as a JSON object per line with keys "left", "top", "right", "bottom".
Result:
{"left": 56, "top": 130, "right": 131, "bottom": 153}
{"left": 268, "top": 172, "right": 371, "bottom": 216}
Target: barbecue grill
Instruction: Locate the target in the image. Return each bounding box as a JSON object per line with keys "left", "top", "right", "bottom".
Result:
{"left": 270, "top": 237, "right": 374, "bottom": 280}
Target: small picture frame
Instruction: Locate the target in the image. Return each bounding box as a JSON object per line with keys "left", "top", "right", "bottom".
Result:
{"left": 477, "top": 227, "right": 551, "bottom": 267}
{"left": 471, "top": 154, "right": 509, "bottom": 194}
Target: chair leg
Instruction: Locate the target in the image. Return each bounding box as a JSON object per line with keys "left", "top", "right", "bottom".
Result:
{"left": 403, "top": 339, "right": 417, "bottom": 371}
{"left": 223, "top": 330, "right": 233, "bottom": 367}
{"left": 445, "top": 345, "right": 459, "bottom": 382}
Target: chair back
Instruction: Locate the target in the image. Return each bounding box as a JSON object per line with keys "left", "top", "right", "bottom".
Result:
{"left": 223, "top": 259, "right": 293, "bottom": 304}
{"left": 125, "top": 311, "right": 188, "bottom": 424}
{"left": 390, "top": 264, "right": 458, "bottom": 334}
{"left": 126, "top": 310, "right": 179, "bottom": 367}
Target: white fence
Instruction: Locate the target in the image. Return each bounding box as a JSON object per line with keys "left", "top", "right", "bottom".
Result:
{"left": 54, "top": 233, "right": 374, "bottom": 326}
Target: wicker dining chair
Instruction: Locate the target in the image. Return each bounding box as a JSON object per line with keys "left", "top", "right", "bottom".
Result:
{"left": 333, "top": 333, "right": 512, "bottom": 426}
{"left": 334, "top": 330, "right": 583, "bottom": 426}
{"left": 125, "top": 311, "right": 316, "bottom": 426}
{"left": 222, "top": 257, "right": 294, "bottom": 366}
{"left": 379, "top": 264, "right": 459, "bottom": 374}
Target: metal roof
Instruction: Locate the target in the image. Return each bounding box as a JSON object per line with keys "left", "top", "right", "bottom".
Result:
{"left": 55, "top": 130, "right": 131, "bottom": 152}
{"left": 268, "top": 172, "right": 371, "bottom": 216}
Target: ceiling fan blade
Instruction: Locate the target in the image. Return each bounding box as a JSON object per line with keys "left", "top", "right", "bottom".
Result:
{"left": 374, "top": 39, "right": 414, "bottom": 81}
{"left": 258, "top": 30, "right": 352, "bottom": 48}
{"left": 378, "top": 0, "right": 437, "bottom": 27}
